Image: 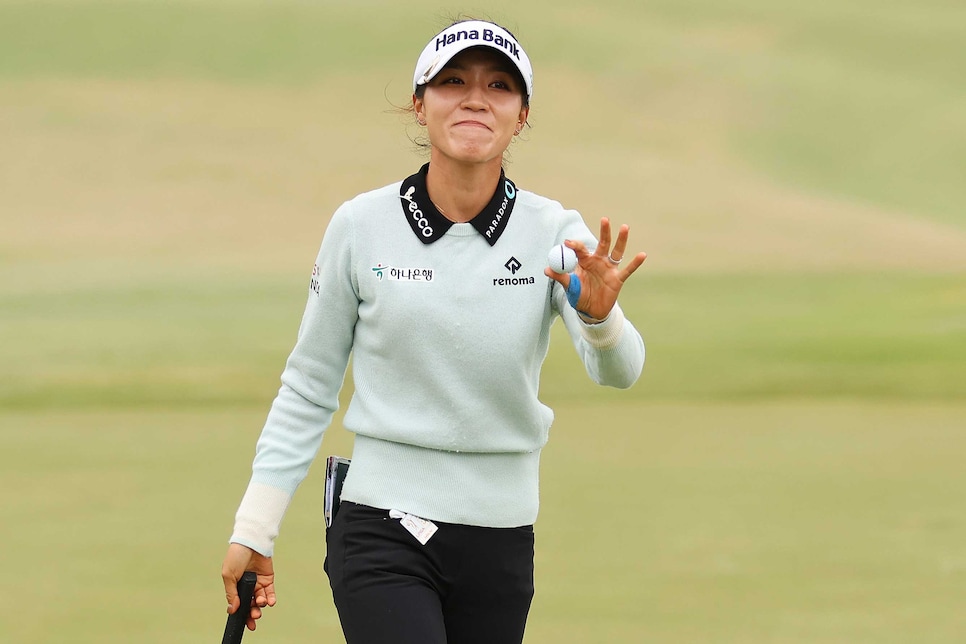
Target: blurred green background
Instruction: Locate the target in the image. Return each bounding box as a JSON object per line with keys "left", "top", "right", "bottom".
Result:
{"left": 2, "top": 0, "right": 964, "bottom": 641}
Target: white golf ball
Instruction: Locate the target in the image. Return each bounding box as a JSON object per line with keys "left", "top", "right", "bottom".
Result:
{"left": 547, "top": 244, "right": 578, "bottom": 274}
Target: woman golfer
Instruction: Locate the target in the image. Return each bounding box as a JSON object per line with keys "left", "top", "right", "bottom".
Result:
{"left": 222, "top": 18, "right": 647, "bottom": 643}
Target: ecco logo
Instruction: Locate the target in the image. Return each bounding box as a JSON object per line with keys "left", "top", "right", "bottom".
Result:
{"left": 505, "top": 257, "right": 522, "bottom": 274}
{"left": 400, "top": 186, "right": 433, "bottom": 238}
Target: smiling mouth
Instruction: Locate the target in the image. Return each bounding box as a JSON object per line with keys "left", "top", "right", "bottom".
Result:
{"left": 454, "top": 120, "right": 491, "bottom": 130}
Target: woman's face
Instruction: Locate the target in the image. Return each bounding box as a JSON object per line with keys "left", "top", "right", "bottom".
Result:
{"left": 414, "top": 47, "right": 529, "bottom": 168}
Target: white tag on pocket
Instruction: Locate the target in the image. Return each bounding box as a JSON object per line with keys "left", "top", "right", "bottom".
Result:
{"left": 389, "top": 509, "right": 438, "bottom": 545}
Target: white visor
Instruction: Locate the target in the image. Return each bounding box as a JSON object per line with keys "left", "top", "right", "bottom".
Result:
{"left": 412, "top": 20, "right": 533, "bottom": 100}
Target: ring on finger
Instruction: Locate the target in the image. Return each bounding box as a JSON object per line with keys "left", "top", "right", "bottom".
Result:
{"left": 607, "top": 255, "right": 622, "bottom": 265}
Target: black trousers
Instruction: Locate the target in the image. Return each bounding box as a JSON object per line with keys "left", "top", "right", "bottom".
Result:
{"left": 324, "top": 502, "right": 535, "bottom": 644}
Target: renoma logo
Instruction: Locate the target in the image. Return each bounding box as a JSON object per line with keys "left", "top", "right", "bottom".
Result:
{"left": 400, "top": 186, "right": 434, "bottom": 238}
{"left": 494, "top": 256, "right": 534, "bottom": 287}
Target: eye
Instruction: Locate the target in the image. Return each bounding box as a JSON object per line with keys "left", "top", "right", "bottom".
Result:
{"left": 490, "top": 80, "right": 510, "bottom": 90}
{"left": 439, "top": 75, "right": 463, "bottom": 85}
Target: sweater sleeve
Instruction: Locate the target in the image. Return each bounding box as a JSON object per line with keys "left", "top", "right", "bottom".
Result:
{"left": 555, "top": 293, "right": 645, "bottom": 389}
{"left": 230, "top": 202, "right": 359, "bottom": 556}
{"left": 549, "top": 209, "right": 645, "bottom": 389}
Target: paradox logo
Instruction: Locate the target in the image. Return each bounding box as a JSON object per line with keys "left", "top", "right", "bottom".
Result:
{"left": 484, "top": 180, "right": 516, "bottom": 240}
{"left": 505, "top": 257, "right": 522, "bottom": 274}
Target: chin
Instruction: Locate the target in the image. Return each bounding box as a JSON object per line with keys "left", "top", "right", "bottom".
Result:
{"left": 443, "top": 144, "right": 501, "bottom": 165}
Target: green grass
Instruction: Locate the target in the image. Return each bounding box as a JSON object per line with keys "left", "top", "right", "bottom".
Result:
{"left": 4, "top": 403, "right": 965, "bottom": 642}
{"left": 2, "top": 0, "right": 964, "bottom": 225}
{"left": 0, "top": 1, "right": 414, "bottom": 83}
{"left": 610, "top": 272, "right": 966, "bottom": 401}
{"left": 2, "top": 0, "right": 965, "bottom": 642}
{"left": 536, "top": 401, "right": 966, "bottom": 643}
{"left": 2, "top": 272, "right": 963, "bottom": 410}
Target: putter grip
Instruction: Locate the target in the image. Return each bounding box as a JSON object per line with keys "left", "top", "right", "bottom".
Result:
{"left": 222, "top": 571, "right": 258, "bottom": 644}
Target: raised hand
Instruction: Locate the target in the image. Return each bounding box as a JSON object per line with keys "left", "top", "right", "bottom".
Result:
{"left": 544, "top": 217, "right": 647, "bottom": 321}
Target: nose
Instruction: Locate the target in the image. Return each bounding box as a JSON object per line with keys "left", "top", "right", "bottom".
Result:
{"left": 460, "top": 81, "right": 488, "bottom": 111}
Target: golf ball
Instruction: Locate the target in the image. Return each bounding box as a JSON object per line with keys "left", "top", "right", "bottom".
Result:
{"left": 547, "top": 244, "right": 578, "bottom": 274}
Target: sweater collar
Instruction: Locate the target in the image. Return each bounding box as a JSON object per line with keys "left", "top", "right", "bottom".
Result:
{"left": 398, "top": 163, "right": 518, "bottom": 246}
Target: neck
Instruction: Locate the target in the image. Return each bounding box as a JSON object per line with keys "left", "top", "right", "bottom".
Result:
{"left": 425, "top": 154, "right": 503, "bottom": 223}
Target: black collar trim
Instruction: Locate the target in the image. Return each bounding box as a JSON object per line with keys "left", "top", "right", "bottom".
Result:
{"left": 398, "top": 163, "right": 518, "bottom": 246}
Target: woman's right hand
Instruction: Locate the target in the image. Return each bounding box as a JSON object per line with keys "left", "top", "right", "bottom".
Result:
{"left": 221, "top": 543, "right": 277, "bottom": 631}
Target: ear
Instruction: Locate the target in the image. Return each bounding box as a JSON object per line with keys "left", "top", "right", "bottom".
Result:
{"left": 518, "top": 105, "right": 530, "bottom": 129}
{"left": 413, "top": 94, "right": 425, "bottom": 125}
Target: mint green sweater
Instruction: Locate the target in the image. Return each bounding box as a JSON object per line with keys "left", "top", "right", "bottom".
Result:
{"left": 231, "top": 170, "right": 644, "bottom": 556}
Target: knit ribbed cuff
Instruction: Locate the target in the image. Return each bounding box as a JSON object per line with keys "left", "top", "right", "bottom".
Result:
{"left": 578, "top": 303, "right": 626, "bottom": 350}
{"left": 230, "top": 481, "right": 293, "bottom": 557}
{"left": 341, "top": 435, "right": 541, "bottom": 528}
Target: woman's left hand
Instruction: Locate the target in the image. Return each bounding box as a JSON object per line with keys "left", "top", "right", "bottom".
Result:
{"left": 544, "top": 217, "right": 647, "bottom": 321}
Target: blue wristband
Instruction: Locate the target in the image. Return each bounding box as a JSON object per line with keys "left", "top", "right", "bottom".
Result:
{"left": 565, "top": 272, "right": 581, "bottom": 309}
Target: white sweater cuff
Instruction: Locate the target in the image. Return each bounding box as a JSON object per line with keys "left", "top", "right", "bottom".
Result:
{"left": 230, "top": 481, "right": 293, "bottom": 557}
{"left": 578, "top": 303, "right": 626, "bottom": 350}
